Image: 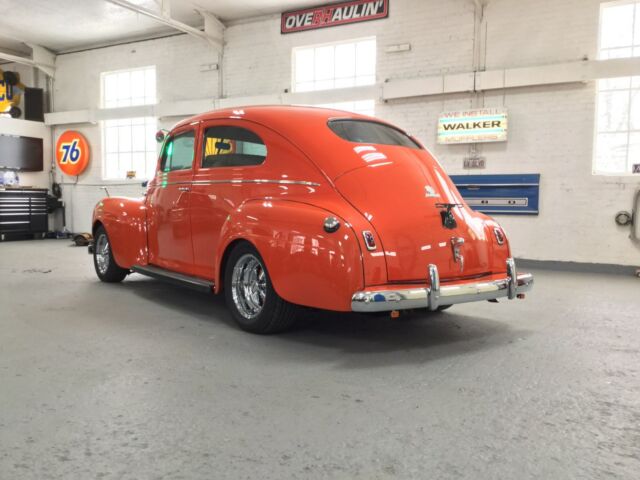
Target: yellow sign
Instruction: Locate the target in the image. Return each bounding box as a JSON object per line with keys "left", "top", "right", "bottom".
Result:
{"left": 0, "top": 68, "right": 24, "bottom": 118}
{"left": 205, "top": 137, "right": 235, "bottom": 156}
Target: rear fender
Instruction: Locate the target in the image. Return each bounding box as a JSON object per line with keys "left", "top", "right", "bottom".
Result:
{"left": 92, "top": 197, "right": 147, "bottom": 268}
{"left": 476, "top": 213, "right": 512, "bottom": 274}
{"left": 216, "top": 199, "right": 364, "bottom": 311}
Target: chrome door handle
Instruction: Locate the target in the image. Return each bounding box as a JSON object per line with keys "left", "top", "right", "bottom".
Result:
{"left": 177, "top": 186, "right": 191, "bottom": 192}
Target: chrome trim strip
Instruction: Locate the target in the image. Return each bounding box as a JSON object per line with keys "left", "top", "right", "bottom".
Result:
{"left": 193, "top": 179, "right": 321, "bottom": 187}
{"left": 0, "top": 221, "right": 30, "bottom": 225}
{"left": 351, "top": 258, "right": 534, "bottom": 313}
{"left": 132, "top": 265, "right": 215, "bottom": 293}
{"left": 153, "top": 179, "right": 321, "bottom": 188}
{"left": 456, "top": 183, "right": 539, "bottom": 187}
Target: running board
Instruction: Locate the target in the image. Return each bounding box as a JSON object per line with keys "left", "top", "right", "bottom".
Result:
{"left": 131, "top": 265, "right": 215, "bottom": 293}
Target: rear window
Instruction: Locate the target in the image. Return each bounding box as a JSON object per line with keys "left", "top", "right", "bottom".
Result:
{"left": 328, "top": 119, "right": 421, "bottom": 149}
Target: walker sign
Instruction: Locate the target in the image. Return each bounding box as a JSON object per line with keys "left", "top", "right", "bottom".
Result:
{"left": 437, "top": 108, "right": 508, "bottom": 144}
{"left": 281, "top": 0, "right": 389, "bottom": 34}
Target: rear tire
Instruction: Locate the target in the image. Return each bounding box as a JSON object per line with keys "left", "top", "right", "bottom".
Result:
{"left": 93, "top": 225, "right": 128, "bottom": 283}
{"left": 224, "top": 243, "right": 299, "bottom": 334}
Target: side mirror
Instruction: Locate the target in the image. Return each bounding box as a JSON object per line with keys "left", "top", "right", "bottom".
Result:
{"left": 155, "top": 129, "right": 168, "bottom": 143}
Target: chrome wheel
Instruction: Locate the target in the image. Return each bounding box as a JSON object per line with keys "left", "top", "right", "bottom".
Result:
{"left": 231, "top": 253, "right": 267, "bottom": 320}
{"left": 95, "top": 233, "right": 110, "bottom": 275}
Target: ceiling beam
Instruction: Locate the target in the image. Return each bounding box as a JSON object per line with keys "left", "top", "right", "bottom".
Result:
{"left": 160, "top": 0, "right": 171, "bottom": 18}
{"left": 0, "top": 49, "right": 55, "bottom": 77}
{"left": 27, "top": 43, "right": 56, "bottom": 77}
{"left": 105, "top": 0, "right": 221, "bottom": 48}
{"left": 198, "top": 9, "right": 225, "bottom": 50}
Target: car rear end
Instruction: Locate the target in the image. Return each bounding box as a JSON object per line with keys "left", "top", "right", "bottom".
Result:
{"left": 293, "top": 113, "right": 534, "bottom": 312}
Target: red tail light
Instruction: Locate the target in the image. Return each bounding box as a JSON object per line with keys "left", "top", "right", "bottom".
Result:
{"left": 362, "top": 231, "right": 377, "bottom": 250}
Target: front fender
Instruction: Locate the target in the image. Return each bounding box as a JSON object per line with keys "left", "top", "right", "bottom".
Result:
{"left": 92, "top": 196, "right": 147, "bottom": 268}
{"left": 217, "top": 199, "right": 364, "bottom": 312}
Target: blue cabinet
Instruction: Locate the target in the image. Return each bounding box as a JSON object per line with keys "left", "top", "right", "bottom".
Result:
{"left": 450, "top": 174, "right": 540, "bottom": 215}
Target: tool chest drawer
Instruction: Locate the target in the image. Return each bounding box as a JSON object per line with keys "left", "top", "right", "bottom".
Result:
{"left": 0, "top": 188, "right": 49, "bottom": 237}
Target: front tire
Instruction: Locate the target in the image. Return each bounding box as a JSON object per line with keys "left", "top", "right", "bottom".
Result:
{"left": 224, "top": 243, "right": 299, "bottom": 334}
{"left": 93, "top": 225, "right": 128, "bottom": 283}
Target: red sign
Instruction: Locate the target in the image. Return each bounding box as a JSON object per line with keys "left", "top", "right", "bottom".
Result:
{"left": 56, "top": 131, "right": 90, "bottom": 176}
{"left": 281, "top": 0, "right": 389, "bottom": 34}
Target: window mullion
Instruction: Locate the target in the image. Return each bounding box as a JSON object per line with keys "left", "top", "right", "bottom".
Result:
{"left": 626, "top": 84, "right": 633, "bottom": 171}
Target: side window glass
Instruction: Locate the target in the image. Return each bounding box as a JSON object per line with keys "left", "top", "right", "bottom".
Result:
{"left": 161, "top": 130, "right": 195, "bottom": 172}
{"left": 202, "top": 126, "right": 267, "bottom": 168}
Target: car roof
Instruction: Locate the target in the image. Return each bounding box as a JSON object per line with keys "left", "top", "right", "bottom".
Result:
{"left": 172, "top": 105, "right": 421, "bottom": 180}
{"left": 174, "top": 104, "right": 373, "bottom": 128}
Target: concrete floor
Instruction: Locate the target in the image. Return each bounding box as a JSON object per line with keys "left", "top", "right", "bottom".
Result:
{"left": 0, "top": 239, "right": 639, "bottom": 480}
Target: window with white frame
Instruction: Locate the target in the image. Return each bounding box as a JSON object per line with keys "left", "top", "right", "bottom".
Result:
{"left": 101, "top": 66, "right": 158, "bottom": 180}
{"left": 594, "top": 1, "right": 640, "bottom": 175}
{"left": 293, "top": 37, "right": 376, "bottom": 92}
{"left": 102, "top": 66, "right": 156, "bottom": 107}
{"left": 103, "top": 117, "right": 158, "bottom": 180}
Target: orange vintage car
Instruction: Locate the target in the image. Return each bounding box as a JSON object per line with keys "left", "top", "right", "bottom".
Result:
{"left": 91, "top": 106, "right": 533, "bottom": 333}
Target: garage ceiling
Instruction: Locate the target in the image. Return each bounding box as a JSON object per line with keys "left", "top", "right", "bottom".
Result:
{"left": 0, "top": 0, "right": 322, "bottom": 55}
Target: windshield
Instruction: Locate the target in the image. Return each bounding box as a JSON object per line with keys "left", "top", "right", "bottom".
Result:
{"left": 328, "top": 119, "right": 421, "bottom": 149}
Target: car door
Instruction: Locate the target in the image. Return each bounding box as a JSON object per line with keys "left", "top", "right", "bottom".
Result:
{"left": 146, "top": 127, "right": 197, "bottom": 273}
{"left": 189, "top": 121, "right": 269, "bottom": 280}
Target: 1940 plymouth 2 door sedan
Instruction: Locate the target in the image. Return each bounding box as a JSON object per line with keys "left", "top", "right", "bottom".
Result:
{"left": 91, "top": 106, "right": 533, "bottom": 333}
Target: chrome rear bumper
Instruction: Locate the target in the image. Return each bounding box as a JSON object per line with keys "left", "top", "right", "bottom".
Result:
{"left": 351, "top": 258, "right": 533, "bottom": 313}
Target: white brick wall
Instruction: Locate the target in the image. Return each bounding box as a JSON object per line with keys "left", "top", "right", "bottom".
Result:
{"left": 485, "top": 0, "right": 600, "bottom": 69}
{"left": 45, "top": 0, "right": 640, "bottom": 266}
{"left": 51, "top": 34, "right": 218, "bottom": 233}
